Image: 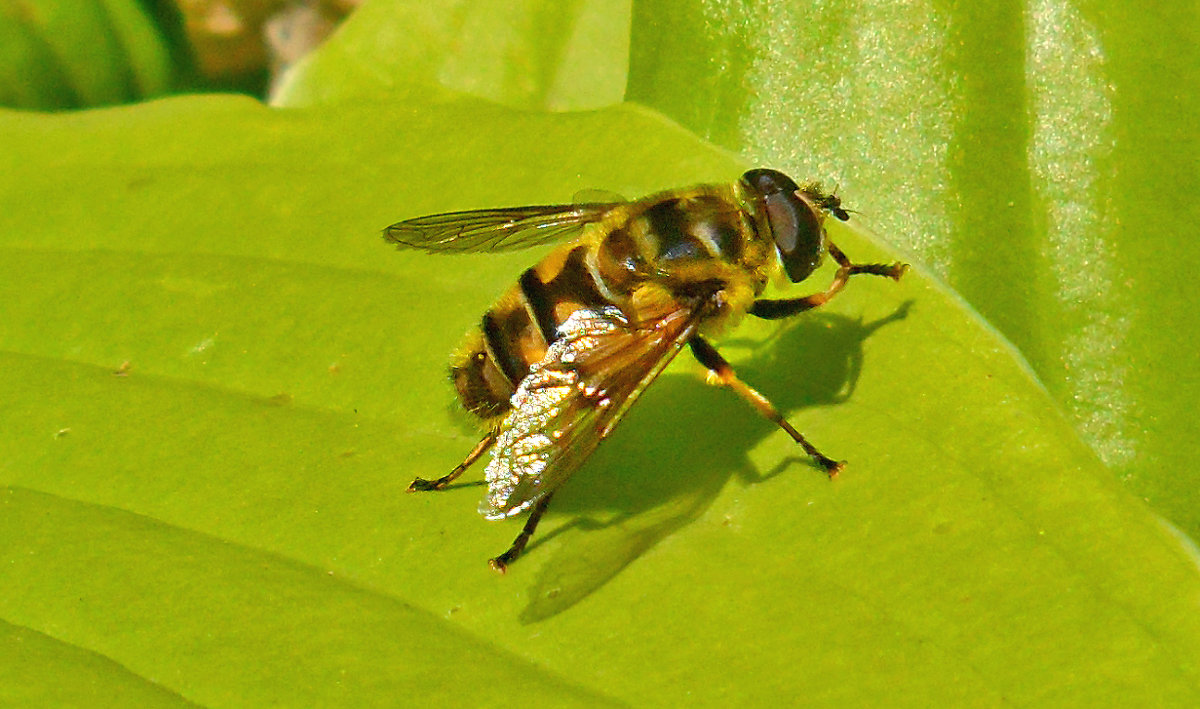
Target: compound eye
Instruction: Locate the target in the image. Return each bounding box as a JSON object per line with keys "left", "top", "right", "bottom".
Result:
{"left": 765, "top": 190, "right": 823, "bottom": 282}
{"left": 740, "top": 169, "right": 827, "bottom": 282}
{"left": 742, "top": 168, "right": 800, "bottom": 196}
{"left": 743, "top": 170, "right": 824, "bottom": 283}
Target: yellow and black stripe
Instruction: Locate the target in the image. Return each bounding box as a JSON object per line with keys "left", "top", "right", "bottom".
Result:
{"left": 451, "top": 185, "right": 774, "bottom": 421}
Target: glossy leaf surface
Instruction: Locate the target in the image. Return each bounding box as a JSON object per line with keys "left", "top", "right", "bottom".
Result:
{"left": 2, "top": 95, "right": 1199, "bottom": 705}
{"left": 3, "top": 0, "right": 1199, "bottom": 704}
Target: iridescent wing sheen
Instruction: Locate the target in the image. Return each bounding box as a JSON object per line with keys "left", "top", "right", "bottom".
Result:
{"left": 383, "top": 203, "right": 619, "bottom": 253}
{"left": 479, "top": 291, "right": 708, "bottom": 519}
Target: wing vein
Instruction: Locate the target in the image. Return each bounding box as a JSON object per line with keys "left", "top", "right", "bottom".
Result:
{"left": 383, "top": 203, "right": 618, "bottom": 253}
{"left": 480, "top": 293, "right": 708, "bottom": 518}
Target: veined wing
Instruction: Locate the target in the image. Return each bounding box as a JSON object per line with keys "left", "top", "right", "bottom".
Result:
{"left": 383, "top": 202, "right": 619, "bottom": 253}
{"left": 479, "top": 288, "right": 709, "bottom": 519}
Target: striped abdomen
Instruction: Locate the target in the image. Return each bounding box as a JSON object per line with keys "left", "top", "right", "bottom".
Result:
{"left": 451, "top": 188, "right": 770, "bottom": 421}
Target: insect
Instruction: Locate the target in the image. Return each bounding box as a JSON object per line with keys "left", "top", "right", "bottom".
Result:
{"left": 384, "top": 169, "right": 906, "bottom": 572}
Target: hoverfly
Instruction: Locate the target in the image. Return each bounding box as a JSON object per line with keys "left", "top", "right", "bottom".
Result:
{"left": 385, "top": 169, "right": 906, "bottom": 572}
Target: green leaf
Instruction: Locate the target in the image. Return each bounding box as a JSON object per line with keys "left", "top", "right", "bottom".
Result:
{"left": 0, "top": 0, "right": 173, "bottom": 110}
{"left": 2, "top": 94, "right": 1199, "bottom": 704}
{"left": 0, "top": 619, "right": 195, "bottom": 707}
{"left": 274, "top": 0, "right": 630, "bottom": 110}
{"left": 627, "top": 0, "right": 1200, "bottom": 541}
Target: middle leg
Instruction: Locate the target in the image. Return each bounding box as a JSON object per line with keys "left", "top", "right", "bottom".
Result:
{"left": 688, "top": 336, "right": 844, "bottom": 476}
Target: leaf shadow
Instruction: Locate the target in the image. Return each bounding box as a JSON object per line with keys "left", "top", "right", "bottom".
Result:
{"left": 519, "top": 300, "right": 913, "bottom": 622}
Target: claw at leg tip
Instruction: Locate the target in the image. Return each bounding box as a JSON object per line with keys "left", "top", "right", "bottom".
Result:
{"left": 406, "top": 478, "right": 441, "bottom": 493}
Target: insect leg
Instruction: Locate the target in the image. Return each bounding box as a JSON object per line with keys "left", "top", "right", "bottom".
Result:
{"left": 688, "top": 336, "right": 844, "bottom": 476}
{"left": 489, "top": 492, "right": 555, "bottom": 574}
{"left": 750, "top": 242, "right": 907, "bottom": 320}
{"left": 407, "top": 430, "right": 498, "bottom": 492}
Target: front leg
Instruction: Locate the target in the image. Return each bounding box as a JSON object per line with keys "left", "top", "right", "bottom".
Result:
{"left": 751, "top": 242, "right": 907, "bottom": 320}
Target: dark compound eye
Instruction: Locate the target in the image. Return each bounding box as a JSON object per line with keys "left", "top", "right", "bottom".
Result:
{"left": 742, "top": 168, "right": 800, "bottom": 196}
{"left": 741, "top": 169, "right": 824, "bottom": 283}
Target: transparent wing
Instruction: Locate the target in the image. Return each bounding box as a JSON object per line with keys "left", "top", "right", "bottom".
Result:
{"left": 479, "top": 289, "right": 707, "bottom": 519}
{"left": 383, "top": 202, "right": 619, "bottom": 253}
